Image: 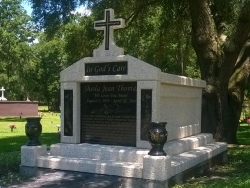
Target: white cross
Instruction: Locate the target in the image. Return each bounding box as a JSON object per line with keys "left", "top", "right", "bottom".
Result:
{"left": 0, "top": 86, "right": 7, "bottom": 101}
{"left": 94, "top": 9, "right": 125, "bottom": 51}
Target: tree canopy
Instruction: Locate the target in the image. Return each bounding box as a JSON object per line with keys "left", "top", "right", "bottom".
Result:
{"left": 1, "top": 0, "right": 249, "bottom": 143}
{"left": 0, "top": 0, "right": 36, "bottom": 99}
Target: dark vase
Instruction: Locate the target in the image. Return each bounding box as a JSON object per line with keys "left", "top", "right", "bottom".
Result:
{"left": 148, "top": 122, "right": 168, "bottom": 156}
{"left": 25, "top": 117, "right": 42, "bottom": 146}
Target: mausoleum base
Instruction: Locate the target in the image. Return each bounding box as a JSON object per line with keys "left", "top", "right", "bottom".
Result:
{"left": 20, "top": 151, "right": 226, "bottom": 188}
{"left": 20, "top": 133, "right": 227, "bottom": 187}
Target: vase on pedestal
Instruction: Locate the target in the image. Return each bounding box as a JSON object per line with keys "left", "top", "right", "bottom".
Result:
{"left": 148, "top": 122, "right": 168, "bottom": 156}
{"left": 25, "top": 117, "right": 42, "bottom": 146}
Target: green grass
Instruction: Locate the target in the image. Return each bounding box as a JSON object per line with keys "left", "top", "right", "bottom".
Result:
{"left": 0, "top": 106, "right": 61, "bottom": 185}
{"left": 0, "top": 106, "right": 60, "bottom": 152}
{"left": 1, "top": 112, "right": 250, "bottom": 187}
{"left": 237, "top": 123, "right": 250, "bottom": 145}
{"left": 172, "top": 124, "right": 250, "bottom": 188}
{"left": 173, "top": 148, "right": 250, "bottom": 188}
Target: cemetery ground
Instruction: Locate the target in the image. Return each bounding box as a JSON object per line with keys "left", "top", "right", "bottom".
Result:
{"left": 0, "top": 111, "right": 249, "bottom": 188}
{"left": 0, "top": 106, "right": 60, "bottom": 186}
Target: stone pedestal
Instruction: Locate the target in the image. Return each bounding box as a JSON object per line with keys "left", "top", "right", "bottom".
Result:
{"left": 143, "top": 155, "right": 171, "bottom": 181}
{"left": 21, "top": 145, "right": 47, "bottom": 167}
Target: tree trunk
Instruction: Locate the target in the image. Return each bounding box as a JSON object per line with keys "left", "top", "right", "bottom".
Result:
{"left": 227, "top": 40, "right": 250, "bottom": 143}
{"left": 201, "top": 90, "right": 217, "bottom": 134}
{"left": 188, "top": 0, "right": 250, "bottom": 143}
{"left": 188, "top": 0, "right": 223, "bottom": 140}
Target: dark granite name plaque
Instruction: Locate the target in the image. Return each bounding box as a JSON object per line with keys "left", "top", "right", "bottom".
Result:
{"left": 85, "top": 62, "right": 128, "bottom": 76}
{"left": 64, "top": 90, "right": 73, "bottom": 136}
{"left": 81, "top": 82, "right": 137, "bottom": 146}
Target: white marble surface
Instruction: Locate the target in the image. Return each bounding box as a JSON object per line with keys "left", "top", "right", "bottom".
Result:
{"left": 34, "top": 140, "right": 227, "bottom": 180}
{"left": 138, "top": 133, "right": 213, "bottom": 154}
{"left": 161, "top": 73, "right": 206, "bottom": 88}
{"left": 37, "top": 156, "right": 143, "bottom": 178}
{"left": 170, "top": 142, "right": 227, "bottom": 177}
{"left": 51, "top": 133, "right": 213, "bottom": 158}
{"left": 21, "top": 134, "right": 227, "bottom": 180}
{"left": 60, "top": 82, "right": 81, "bottom": 144}
{"left": 143, "top": 155, "right": 171, "bottom": 181}
{"left": 21, "top": 145, "right": 47, "bottom": 167}
{"left": 60, "top": 53, "right": 205, "bottom": 145}
{"left": 159, "top": 84, "right": 202, "bottom": 141}
{"left": 50, "top": 143, "right": 149, "bottom": 163}
{"left": 60, "top": 55, "right": 205, "bottom": 87}
{"left": 60, "top": 55, "right": 162, "bottom": 82}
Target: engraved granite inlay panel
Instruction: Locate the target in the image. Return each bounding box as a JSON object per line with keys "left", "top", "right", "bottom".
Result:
{"left": 64, "top": 90, "right": 73, "bottom": 136}
{"left": 81, "top": 82, "right": 137, "bottom": 146}
{"left": 141, "top": 89, "right": 152, "bottom": 140}
{"left": 85, "top": 61, "right": 127, "bottom": 76}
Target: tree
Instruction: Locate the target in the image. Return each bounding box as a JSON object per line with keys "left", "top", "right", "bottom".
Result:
{"left": 187, "top": 0, "right": 250, "bottom": 143}
{"left": 62, "top": 13, "right": 98, "bottom": 65}
{"left": 31, "top": 34, "right": 66, "bottom": 110}
{"left": 0, "top": 0, "right": 36, "bottom": 100}
{"left": 27, "top": 0, "right": 250, "bottom": 143}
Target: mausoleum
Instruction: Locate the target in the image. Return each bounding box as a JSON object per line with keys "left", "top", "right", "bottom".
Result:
{"left": 21, "top": 9, "right": 227, "bottom": 187}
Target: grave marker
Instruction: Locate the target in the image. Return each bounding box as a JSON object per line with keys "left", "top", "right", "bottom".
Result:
{"left": 0, "top": 86, "right": 7, "bottom": 101}
{"left": 81, "top": 82, "right": 137, "bottom": 146}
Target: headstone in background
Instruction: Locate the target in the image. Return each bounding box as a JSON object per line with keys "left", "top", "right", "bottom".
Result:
{"left": 0, "top": 86, "right": 7, "bottom": 101}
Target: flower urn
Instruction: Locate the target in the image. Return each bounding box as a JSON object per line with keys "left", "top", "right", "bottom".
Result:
{"left": 148, "top": 122, "right": 168, "bottom": 156}
{"left": 25, "top": 117, "right": 42, "bottom": 146}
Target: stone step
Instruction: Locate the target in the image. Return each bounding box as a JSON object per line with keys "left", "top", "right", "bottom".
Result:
{"left": 50, "top": 144, "right": 148, "bottom": 163}
{"left": 49, "top": 133, "right": 213, "bottom": 163}
{"left": 170, "top": 142, "right": 227, "bottom": 178}
{"left": 37, "top": 141, "right": 227, "bottom": 180}
{"left": 37, "top": 156, "right": 143, "bottom": 178}
{"left": 164, "top": 133, "right": 213, "bottom": 156}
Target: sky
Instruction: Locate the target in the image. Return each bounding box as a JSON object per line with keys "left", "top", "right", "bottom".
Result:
{"left": 21, "top": 1, "right": 91, "bottom": 16}
{"left": 21, "top": 1, "right": 32, "bottom": 16}
{"left": 20, "top": 1, "right": 90, "bottom": 44}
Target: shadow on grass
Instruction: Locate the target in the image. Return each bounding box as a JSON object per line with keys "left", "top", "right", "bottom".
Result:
{"left": 39, "top": 109, "right": 60, "bottom": 113}
{"left": 10, "top": 170, "right": 121, "bottom": 188}
{"left": 177, "top": 127, "right": 250, "bottom": 187}
{"left": 0, "top": 117, "right": 27, "bottom": 122}
{"left": 237, "top": 125, "right": 250, "bottom": 145}
{"left": 181, "top": 146, "right": 250, "bottom": 187}
{"left": 0, "top": 133, "right": 60, "bottom": 178}
{"left": 0, "top": 133, "right": 60, "bottom": 153}
{"left": 0, "top": 151, "right": 21, "bottom": 176}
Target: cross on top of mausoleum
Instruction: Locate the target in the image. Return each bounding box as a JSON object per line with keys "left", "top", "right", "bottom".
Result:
{"left": 93, "top": 9, "right": 125, "bottom": 57}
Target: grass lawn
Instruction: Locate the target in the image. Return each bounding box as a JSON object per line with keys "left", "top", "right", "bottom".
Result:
{"left": 0, "top": 106, "right": 60, "bottom": 152}
{"left": 1, "top": 110, "right": 250, "bottom": 187}
{"left": 236, "top": 123, "right": 250, "bottom": 145}
{"left": 0, "top": 106, "right": 60, "bottom": 186}
{"left": 173, "top": 124, "right": 250, "bottom": 188}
